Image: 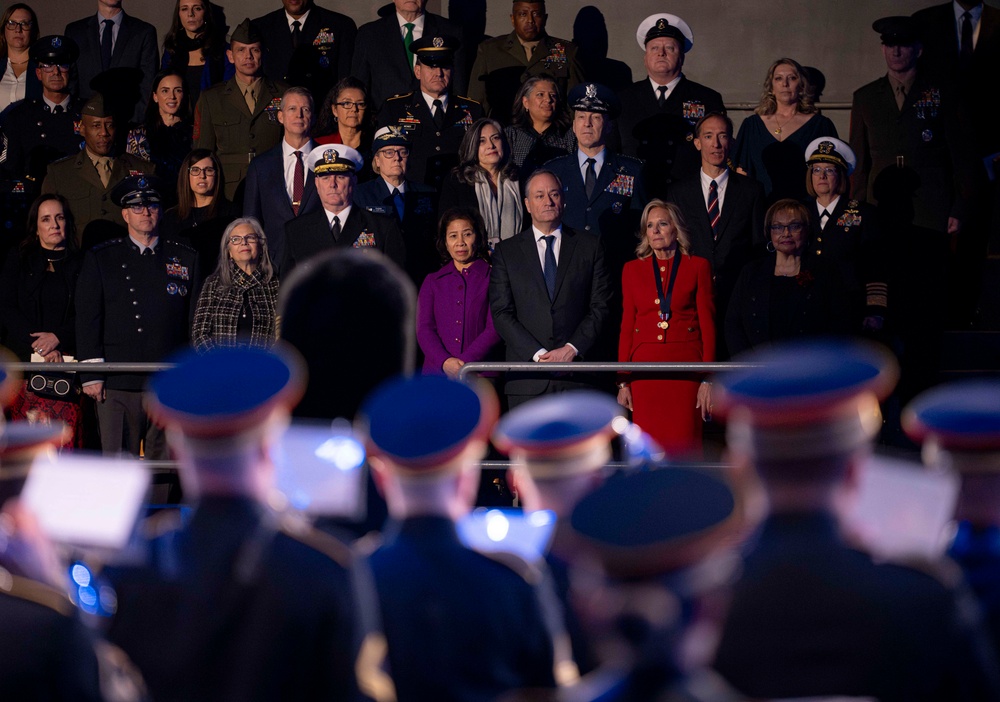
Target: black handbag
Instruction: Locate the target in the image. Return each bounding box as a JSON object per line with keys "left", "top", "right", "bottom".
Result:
{"left": 28, "top": 371, "right": 80, "bottom": 400}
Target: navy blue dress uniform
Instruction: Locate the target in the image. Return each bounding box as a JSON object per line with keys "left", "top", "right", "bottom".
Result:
{"left": 377, "top": 35, "right": 483, "bottom": 191}
{"left": 904, "top": 380, "right": 1000, "bottom": 660}
{"left": 281, "top": 144, "right": 406, "bottom": 276}
{"left": 713, "top": 340, "right": 1000, "bottom": 702}
{"left": 803, "top": 137, "right": 888, "bottom": 328}
{"left": 107, "top": 346, "right": 368, "bottom": 702}
{"left": 557, "top": 467, "right": 743, "bottom": 702}
{"left": 39, "top": 94, "right": 156, "bottom": 248}
{"left": 493, "top": 390, "right": 627, "bottom": 678}
{"left": 252, "top": 3, "right": 357, "bottom": 108}
{"left": 357, "top": 374, "right": 558, "bottom": 701}
{"left": 193, "top": 19, "right": 288, "bottom": 201}
{"left": 354, "top": 125, "right": 439, "bottom": 287}
{"left": 0, "top": 419, "right": 104, "bottom": 702}
{"left": 616, "top": 15, "right": 725, "bottom": 200}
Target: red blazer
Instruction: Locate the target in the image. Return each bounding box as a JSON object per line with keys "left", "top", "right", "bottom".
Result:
{"left": 618, "top": 253, "right": 716, "bottom": 362}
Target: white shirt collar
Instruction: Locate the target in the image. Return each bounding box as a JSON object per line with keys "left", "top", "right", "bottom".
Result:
{"left": 97, "top": 10, "right": 123, "bottom": 27}
{"left": 128, "top": 234, "right": 158, "bottom": 254}
{"left": 282, "top": 138, "right": 314, "bottom": 159}
{"left": 285, "top": 9, "right": 310, "bottom": 28}
{"left": 817, "top": 196, "right": 840, "bottom": 215}
{"left": 382, "top": 177, "right": 406, "bottom": 194}
{"left": 325, "top": 204, "right": 352, "bottom": 225}
{"left": 649, "top": 74, "right": 683, "bottom": 95}
{"left": 421, "top": 91, "right": 448, "bottom": 113}
{"left": 700, "top": 168, "right": 729, "bottom": 189}
{"left": 532, "top": 224, "right": 562, "bottom": 242}
{"left": 954, "top": 0, "right": 983, "bottom": 23}
{"left": 397, "top": 12, "right": 424, "bottom": 32}
{"left": 42, "top": 94, "right": 71, "bottom": 111}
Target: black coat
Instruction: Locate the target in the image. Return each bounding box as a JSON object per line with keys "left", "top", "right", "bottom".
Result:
{"left": 616, "top": 77, "right": 725, "bottom": 199}
{"left": 0, "top": 97, "right": 84, "bottom": 184}
{"left": 0, "top": 244, "right": 83, "bottom": 361}
{"left": 280, "top": 205, "right": 406, "bottom": 277}
{"left": 75, "top": 237, "right": 200, "bottom": 390}
{"left": 715, "top": 512, "right": 1000, "bottom": 701}
{"left": 252, "top": 6, "right": 357, "bottom": 107}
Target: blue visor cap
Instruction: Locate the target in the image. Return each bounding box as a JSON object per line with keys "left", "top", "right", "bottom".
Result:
{"left": 146, "top": 346, "right": 304, "bottom": 438}
{"left": 571, "top": 468, "right": 736, "bottom": 578}
{"left": 904, "top": 381, "right": 1000, "bottom": 451}
{"left": 359, "top": 375, "right": 498, "bottom": 472}
{"left": 493, "top": 390, "right": 623, "bottom": 456}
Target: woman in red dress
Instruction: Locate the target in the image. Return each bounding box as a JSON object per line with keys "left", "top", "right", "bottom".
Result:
{"left": 617, "top": 199, "right": 715, "bottom": 456}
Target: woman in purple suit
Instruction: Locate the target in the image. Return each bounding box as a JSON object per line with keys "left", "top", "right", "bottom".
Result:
{"left": 417, "top": 208, "right": 501, "bottom": 377}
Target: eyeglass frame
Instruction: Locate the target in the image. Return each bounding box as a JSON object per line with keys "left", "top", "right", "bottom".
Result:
{"left": 228, "top": 234, "right": 259, "bottom": 245}
{"left": 188, "top": 166, "right": 218, "bottom": 177}
{"left": 809, "top": 166, "right": 839, "bottom": 177}
{"left": 38, "top": 63, "right": 71, "bottom": 73}
{"left": 377, "top": 147, "right": 409, "bottom": 160}
{"left": 5, "top": 19, "right": 33, "bottom": 31}
{"left": 769, "top": 222, "right": 806, "bottom": 233}
{"left": 334, "top": 100, "right": 367, "bottom": 111}
{"left": 127, "top": 204, "right": 162, "bottom": 214}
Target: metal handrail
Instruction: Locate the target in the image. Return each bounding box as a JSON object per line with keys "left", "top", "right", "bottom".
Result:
{"left": 6, "top": 362, "right": 174, "bottom": 373}
{"left": 458, "top": 361, "right": 761, "bottom": 381}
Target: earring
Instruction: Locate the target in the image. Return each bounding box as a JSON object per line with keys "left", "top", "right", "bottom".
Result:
{"left": 766, "top": 240, "right": 776, "bottom": 253}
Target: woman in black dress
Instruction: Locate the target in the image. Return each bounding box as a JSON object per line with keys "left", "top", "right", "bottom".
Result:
{"left": 159, "top": 0, "right": 232, "bottom": 106}
{"left": 126, "top": 70, "right": 193, "bottom": 204}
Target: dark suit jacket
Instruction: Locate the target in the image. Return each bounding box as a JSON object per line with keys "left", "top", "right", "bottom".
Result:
{"left": 243, "top": 142, "right": 320, "bottom": 267}
{"left": 667, "top": 170, "right": 765, "bottom": 319}
{"left": 354, "top": 176, "right": 438, "bottom": 286}
{"left": 253, "top": 6, "right": 357, "bottom": 107}
{"left": 281, "top": 205, "right": 406, "bottom": 277}
{"left": 64, "top": 12, "right": 159, "bottom": 123}
{"left": 489, "top": 225, "right": 611, "bottom": 395}
{"left": 914, "top": 2, "right": 1000, "bottom": 155}
{"left": 616, "top": 76, "right": 725, "bottom": 199}
{"left": 352, "top": 12, "right": 467, "bottom": 109}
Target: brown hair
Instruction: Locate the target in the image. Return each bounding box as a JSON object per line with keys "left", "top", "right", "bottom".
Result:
{"left": 176, "top": 148, "right": 223, "bottom": 220}
{"left": 0, "top": 4, "right": 39, "bottom": 57}
{"left": 804, "top": 161, "right": 849, "bottom": 199}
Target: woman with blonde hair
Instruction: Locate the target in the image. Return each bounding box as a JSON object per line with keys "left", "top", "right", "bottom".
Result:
{"left": 617, "top": 199, "right": 715, "bottom": 456}
{"left": 732, "top": 58, "right": 837, "bottom": 202}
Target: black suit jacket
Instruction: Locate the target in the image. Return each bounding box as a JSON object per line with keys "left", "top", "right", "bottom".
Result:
{"left": 253, "top": 7, "right": 357, "bottom": 107}
{"left": 667, "top": 171, "right": 765, "bottom": 314}
{"left": 352, "top": 12, "right": 467, "bottom": 109}
{"left": 64, "top": 12, "right": 158, "bottom": 123}
{"left": 243, "top": 142, "right": 320, "bottom": 267}
{"left": 281, "top": 206, "right": 406, "bottom": 277}
{"left": 489, "top": 226, "right": 610, "bottom": 395}
{"left": 616, "top": 76, "right": 725, "bottom": 199}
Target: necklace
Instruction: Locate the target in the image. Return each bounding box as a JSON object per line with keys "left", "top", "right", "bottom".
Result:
{"left": 772, "top": 112, "right": 796, "bottom": 136}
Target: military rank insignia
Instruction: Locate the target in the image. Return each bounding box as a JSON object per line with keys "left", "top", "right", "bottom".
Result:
{"left": 398, "top": 115, "right": 421, "bottom": 131}
{"left": 836, "top": 201, "right": 862, "bottom": 230}
{"left": 606, "top": 174, "right": 635, "bottom": 197}
{"left": 166, "top": 258, "right": 190, "bottom": 280}
{"left": 543, "top": 42, "right": 567, "bottom": 71}
{"left": 265, "top": 97, "right": 283, "bottom": 122}
{"left": 354, "top": 231, "right": 376, "bottom": 248}
{"left": 682, "top": 101, "right": 705, "bottom": 124}
{"left": 915, "top": 88, "right": 940, "bottom": 120}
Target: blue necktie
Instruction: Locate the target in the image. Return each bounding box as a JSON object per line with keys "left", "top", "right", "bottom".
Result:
{"left": 542, "top": 235, "right": 557, "bottom": 301}
{"left": 392, "top": 188, "right": 405, "bottom": 222}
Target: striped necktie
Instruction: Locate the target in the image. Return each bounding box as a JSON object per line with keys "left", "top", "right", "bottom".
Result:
{"left": 707, "top": 180, "right": 720, "bottom": 240}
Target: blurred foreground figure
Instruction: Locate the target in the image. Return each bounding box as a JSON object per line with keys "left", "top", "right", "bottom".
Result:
{"left": 357, "top": 374, "right": 559, "bottom": 701}
{"left": 905, "top": 381, "right": 1000, "bottom": 656}
{"left": 107, "top": 346, "right": 365, "bottom": 701}
{"left": 713, "top": 339, "right": 1000, "bottom": 701}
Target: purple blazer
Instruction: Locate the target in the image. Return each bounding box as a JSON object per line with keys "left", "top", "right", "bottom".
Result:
{"left": 417, "top": 258, "right": 501, "bottom": 375}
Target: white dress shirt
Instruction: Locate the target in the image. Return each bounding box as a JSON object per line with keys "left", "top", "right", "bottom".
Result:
{"left": 817, "top": 196, "right": 840, "bottom": 229}
{"left": 421, "top": 91, "right": 448, "bottom": 115}
{"left": 700, "top": 168, "right": 730, "bottom": 211}
{"left": 282, "top": 139, "right": 315, "bottom": 201}
{"left": 97, "top": 10, "right": 123, "bottom": 51}
{"left": 286, "top": 9, "right": 310, "bottom": 29}
{"left": 649, "top": 74, "right": 682, "bottom": 102}
{"left": 325, "top": 204, "right": 352, "bottom": 229}
{"left": 397, "top": 12, "right": 424, "bottom": 41}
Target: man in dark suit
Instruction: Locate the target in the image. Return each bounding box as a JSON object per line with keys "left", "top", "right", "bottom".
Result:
{"left": 243, "top": 86, "right": 319, "bottom": 267}
{"left": 713, "top": 339, "right": 1000, "bottom": 701}
{"left": 281, "top": 144, "right": 406, "bottom": 276}
{"left": 467, "top": 0, "right": 583, "bottom": 124}
{"left": 359, "top": 373, "right": 558, "bottom": 699}
{"left": 489, "top": 169, "right": 611, "bottom": 408}
{"left": 617, "top": 14, "right": 725, "bottom": 199}
{"left": 377, "top": 35, "right": 483, "bottom": 190}
{"left": 64, "top": 0, "right": 158, "bottom": 124}
{"left": 193, "top": 19, "right": 287, "bottom": 201}
{"left": 667, "top": 112, "right": 765, "bottom": 358}
{"left": 75, "top": 176, "right": 200, "bottom": 459}
{"left": 40, "top": 94, "right": 155, "bottom": 248}
{"left": 355, "top": 125, "right": 438, "bottom": 286}
{"left": 352, "top": 0, "right": 467, "bottom": 110}
{"left": 252, "top": 0, "right": 357, "bottom": 108}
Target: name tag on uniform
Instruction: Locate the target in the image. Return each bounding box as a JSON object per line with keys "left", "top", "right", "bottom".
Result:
{"left": 399, "top": 116, "right": 420, "bottom": 132}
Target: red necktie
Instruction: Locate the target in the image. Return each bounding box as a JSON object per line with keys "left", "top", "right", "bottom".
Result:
{"left": 292, "top": 150, "right": 304, "bottom": 216}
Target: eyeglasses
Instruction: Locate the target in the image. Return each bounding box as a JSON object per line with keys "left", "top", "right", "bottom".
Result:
{"left": 379, "top": 148, "right": 409, "bottom": 160}
{"left": 769, "top": 222, "right": 805, "bottom": 233}
{"left": 189, "top": 166, "right": 217, "bottom": 176}
{"left": 5, "top": 19, "right": 33, "bottom": 31}
{"left": 229, "top": 234, "right": 259, "bottom": 245}
{"left": 38, "top": 63, "right": 70, "bottom": 73}
{"left": 335, "top": 101, "right": 367, "bottom": 111}
{"left": 128, "top": 204, "right": 161, "bottom": 214}
{"left": 810, "top": 166, "right": 838, "bottom": 176}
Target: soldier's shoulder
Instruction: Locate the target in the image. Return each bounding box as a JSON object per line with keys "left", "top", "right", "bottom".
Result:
{"left": 164, "top": 238, "right": 198, "bottom": 255}
{"left": 0, "top": 569, "right": 75, "bottom": 617}
{"left": 91, "top": 238, "right": 127, "bottom": 254}
{"left": 278, "top": 515, "right": 353, "bottom": 570}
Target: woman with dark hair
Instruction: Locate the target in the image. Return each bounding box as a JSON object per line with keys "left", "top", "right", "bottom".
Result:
{"left": 0, "top": 3, "right": 40, "bottom": 111}
{"left": 0, "top": 194, "right": 83, "bottom": 446}
{"left": 160, "top": 0, "right": 232, "bottom": 106}
{"left": 417, "top": 207, "right": 501, "bottom": 377}
{"left": 439, "top": 118, "right": 523, "bottom": 251}
{"left": 159, "top": 148, "right": 237, "bottom": 276}
{"left": 617, "top": 199, "right": 715, "bottom": 456}
{"left": 126, "top": 70, "right": 193, "bottom": 201}
{"left": 726, "top": 198, "right": 850, "bottom": 355}
{"left": 803, "top": 137, "right": 886, "bottom": 333}
{"left": 733, "top": 58, "right": 838, "bottom": 202}
{"left": 191, "top": 217, "right": 279, "bottom": 351}
{"left": 503, "top": 74, "right": 575, "bottom": 177}
{"left": 315, "top": 76, "right": 374, "bottom": 180}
